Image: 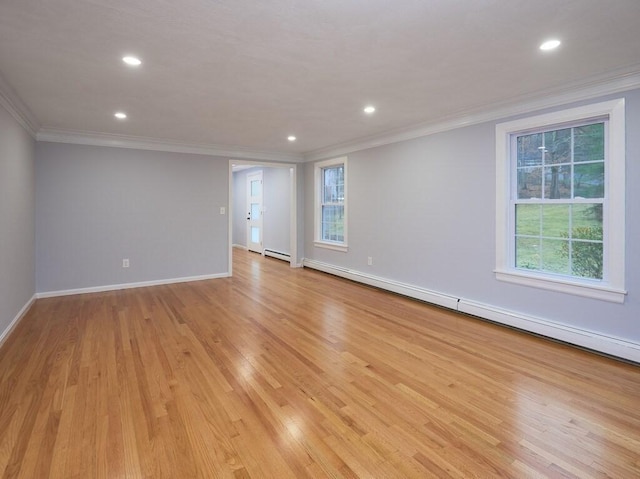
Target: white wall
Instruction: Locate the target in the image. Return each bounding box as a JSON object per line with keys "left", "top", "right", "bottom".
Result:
{"left": 263, "top": 167, "right": 291, "bottom": 255}
{"left": 35, "top": 142, "right": 229, "bottom": 293}
{"left": 304, "top": 89, "right": 640, "bottom": 351}
{"left": 0, "top": 104, "right": 35, "bottom": 340}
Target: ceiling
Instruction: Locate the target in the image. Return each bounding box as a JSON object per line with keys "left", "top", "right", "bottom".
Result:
{"left": 1, "top": 0, "right": 639, "bottom": 161}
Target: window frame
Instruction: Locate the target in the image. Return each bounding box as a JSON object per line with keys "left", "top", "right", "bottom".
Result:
{"left": 495, "top": 99, "right": 626, "bottom": 303}
{"left": 314, "top": 156, "right": 348, "bottom": 252}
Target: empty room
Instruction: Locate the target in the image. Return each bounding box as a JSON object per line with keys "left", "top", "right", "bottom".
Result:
{"left": 1, "top": 1, "right": 639, "bottom": 477}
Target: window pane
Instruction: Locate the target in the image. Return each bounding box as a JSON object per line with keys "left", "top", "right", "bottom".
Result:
{"left": 515, "top": 204, "right": 540, "bottom": 235}
{"left": 323, "top": 166, "right": 344, "bottom": 203}
{"left": 544, "top": 165, "right": 571, "bottom": 199}
{"left": 572, "top": 204, "right": 603, "bottom": 240}
{"left": 250, "top": 179, "right": 261, "bottom": 196}
{"left": 541, "top": 238, "right": 570, "bottom": 275}
{"left": 322, "top": 205, "right": 344, "bottom": 242}
{"left": 251, "top": 227, "right": 260, "bottom": 243}
{"left": 517, "top": 133, "right": 543, "bottom": 168}
{"left": 516, "top": 237, "right": 540, "bottom": 270}
{"left": 517, "top": 167, "right": 542, "bottom": 199}
{"left": 542, "top": 205, "right": 569, "bottom": 238}
{"left": 574, "top": 123, "right": 604, "bottom": 163}
{"left": 574, "top": 163, "right": 604, "bottom": 198}
{"left": 543, "top": 128, "right": 571, "bottom": 165}
{"left": 571, "top": 241, "right": 603, "bottom": 279}
{"left": 251, "top": 203, "right": 260, "bottom": 219}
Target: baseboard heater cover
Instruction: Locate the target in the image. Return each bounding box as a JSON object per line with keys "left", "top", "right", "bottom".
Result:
{"left": 264, "top": 249, "right": 291, "bottom": 262}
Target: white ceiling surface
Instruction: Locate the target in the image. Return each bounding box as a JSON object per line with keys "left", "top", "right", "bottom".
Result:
{"left": 1, "top": 0, "right": 639, "bottom": 160}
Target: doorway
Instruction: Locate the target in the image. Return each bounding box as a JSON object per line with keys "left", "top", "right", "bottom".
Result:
{"left": 228, "top": 160, "right": 297, "bottom": 275}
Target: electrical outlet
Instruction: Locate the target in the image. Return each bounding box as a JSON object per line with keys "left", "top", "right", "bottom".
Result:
{"left": 367, "top": 256, "right": 373, "bottom": 266}
{"left": 122, "top": 258, "right": 130, "bottom": 268}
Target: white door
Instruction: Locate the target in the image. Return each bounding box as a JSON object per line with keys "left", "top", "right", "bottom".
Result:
{"left": 246, "top": 170, "right": 263, "bottom": 253}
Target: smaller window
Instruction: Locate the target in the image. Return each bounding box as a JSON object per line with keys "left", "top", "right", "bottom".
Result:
{"left": 314, "top": 157, "right": 348, "bottom": 251}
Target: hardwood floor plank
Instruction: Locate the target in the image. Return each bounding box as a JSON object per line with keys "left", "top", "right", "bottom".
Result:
{"left": 0, "top": 249, "right": 639, "bottom": 478}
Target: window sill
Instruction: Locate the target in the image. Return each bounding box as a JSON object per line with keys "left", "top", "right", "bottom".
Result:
{"left": 314, "top": 241, "right": 348, "bottom": 253}
{"left": 495, "top": 269, "right": 626, "bottom": 303}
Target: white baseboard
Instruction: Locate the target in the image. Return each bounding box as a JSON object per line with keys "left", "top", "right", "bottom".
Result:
{"left": 302, "top": 259, "right": 459, "bottom": 310}
{"left": 0, "top": 294, "right": 36, "bottom": 349}
{"left": 302, "top": 259, "right": 640, "bottom": 363}
{"left": 458, "top": 300, "right": 640, "bottom": 363}
{"left": 232, "top": 244, "right": 248, "bottom": 250}
{"left": 36, "top": 272, "right": 230, "bottom": 299}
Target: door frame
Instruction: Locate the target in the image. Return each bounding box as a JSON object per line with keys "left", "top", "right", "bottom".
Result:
{"left": 228, "top": 160, "right": 298, "bottom": 276}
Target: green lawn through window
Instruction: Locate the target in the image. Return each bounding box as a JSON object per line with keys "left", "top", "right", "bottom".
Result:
{"left": 515, "top": 203, "right": 603, "bottom": 278}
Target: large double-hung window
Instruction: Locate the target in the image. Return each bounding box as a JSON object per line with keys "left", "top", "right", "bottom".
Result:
{"left": 495, "top": 99, "right": 626, "bottom": 303}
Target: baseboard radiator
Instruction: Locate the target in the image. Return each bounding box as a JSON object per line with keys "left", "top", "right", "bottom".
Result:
{"left": 264, "top": 249, "right": 290, "bottom": 262}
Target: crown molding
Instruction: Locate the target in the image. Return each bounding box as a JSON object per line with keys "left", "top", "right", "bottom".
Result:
{"left": 36, "top": 128, "right": 305, "bottom": 163}
{"left": 0, "top": 72, "right": 40, "bottom": 137}
{"left": 304, "top": 65, "right": 640, "bottom": 162}
{"left": 8, "top": 63, "right": 640, "bottom": 162}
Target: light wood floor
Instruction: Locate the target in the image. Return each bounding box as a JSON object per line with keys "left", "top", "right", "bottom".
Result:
{"left": 1, "top": 250, "right": 639, "bottom": 478}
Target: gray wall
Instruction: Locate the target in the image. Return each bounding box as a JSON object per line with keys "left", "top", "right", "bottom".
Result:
{"left": 232, "top": 167, "right": 291, "bottom": 255}
{"left": 36, "top": 142, "right": 229, "bottom": 293}
{"left": 0, "top": 104, "right": 35, "bottom": 336}
{"left": 304, "top": 89, "right": 640, "bottom": 344}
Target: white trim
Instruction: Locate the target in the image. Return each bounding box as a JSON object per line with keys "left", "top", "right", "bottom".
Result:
{"left": 37, "top": 128, "right": 304, "bottom": 163}
{"left": 0, "top": 294, "right": 37, "bottom": 349}
{"left": 228, "top": 162, "right": 234, "bottom": 276}
{"left": 494, "top": 270, "right": 626, "bottom": 303}
{"left": 302, "top": 259, "right": 459, "bottom": 310}
{"left": 304, "top": 67, "right": 640, "bottom": 162}
{"left": 313, "top": 241, "right": 348, "bottom": 253}
{"left": 0, "top": 73, "right": 40, "bottom": 137}
{"left": 458, "top": 299, "right": 640, "bottom": 363}
{"left": 35, "top": 273, "right": 229, "bottom": 299}
{"left": 232, "top": 244, "right": 248, "bottom": 250}
{"left": 606, "top": 99, "right": 627, "bottom": 289}
{"left": 289, "top": 166, "right": 298, "bottom": 268}
{"left": 495, "top": 98, "right": 626, "bottom": 302}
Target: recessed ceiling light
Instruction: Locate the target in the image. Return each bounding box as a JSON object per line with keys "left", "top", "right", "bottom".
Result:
{"left": 539, "top": 39, "right": 561, "bottom": 51}
{"left": 287, "top": 135, "right": 296, "bottom": 142}
{"left": 122, "top": 56, "right": 142, "bottom": 66}
{"left": 364, "top": 106, "right": 376, "bottom": 114}
{"left": 114, "top": 112, "right": 127, "bottom": 119}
